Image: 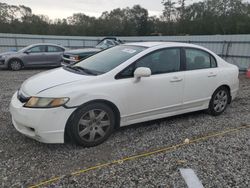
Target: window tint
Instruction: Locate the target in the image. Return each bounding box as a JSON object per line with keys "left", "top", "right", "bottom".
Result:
{"left": 117, "top": 48, "right": 181, "bottom": 78}
{"left": 27, "top": 45, "right": 46, "bottom": 53}
{"left": 48, "top": 46, "right": 64, "bottom": 52}
{"left": 185, "top": 48, "right": 217, "bottom": 70}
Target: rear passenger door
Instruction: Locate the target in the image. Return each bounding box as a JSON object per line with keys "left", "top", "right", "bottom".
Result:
{"left": 183, "top": 48, "right": 219, "bottom": 107}
{"left": 45, "top": 45, "right": 64, "bottom": 66}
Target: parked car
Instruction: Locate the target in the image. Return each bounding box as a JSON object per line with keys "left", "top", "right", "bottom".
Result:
{"left": 61, "top": 37, "right": 122, "bottom": 66}
{"left": 0, "top": 43, "right": 66, "bottom": 71}
{"left": 10, "top": 42, "right": 239, "bottom": 146}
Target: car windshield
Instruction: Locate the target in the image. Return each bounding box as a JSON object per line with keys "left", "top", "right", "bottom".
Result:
{"left": 72, "top": 45, "right": 146, "bottom": 75}
{"left": 18, "top": 45, "right": 32, "bottom": 52}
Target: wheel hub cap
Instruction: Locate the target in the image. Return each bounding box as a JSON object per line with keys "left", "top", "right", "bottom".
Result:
{"left": 11, "top": 61, "right": 21, "bottom": 70}
{"left": 213, "top": 90, "right": 228, "bottom": 113}
{"left": 77, "top": 109, "right": 110, "bottom": 142}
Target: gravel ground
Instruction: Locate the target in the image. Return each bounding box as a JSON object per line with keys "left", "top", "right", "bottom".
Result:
{"left": 0, "top": 69, "right": 249, "bottom": 188}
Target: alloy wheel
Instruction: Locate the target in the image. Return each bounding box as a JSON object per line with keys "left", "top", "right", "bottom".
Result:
{"left": 213, "top": 90, "right": 228, "bottom": 113}
{"left": 77, "top": 109, "right": 111, "bottom": 142}
{"left": 10, "top": 60, "right": 22, "bottom": 71}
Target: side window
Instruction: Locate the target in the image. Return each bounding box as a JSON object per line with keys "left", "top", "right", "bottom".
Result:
{"left": 47, "top": 46, "right": 64, "bottom": 52}
{"left": 211, "top": 56, "right": 217, "bottom": 68}
{"left": 117, "top": 48, "right": 181, "bottom": 79}
{"left": 185, "top": 48, "right": 217, "bottom": 70}
{"left": 27, "top": 45, "right": 46, "bottom": 53}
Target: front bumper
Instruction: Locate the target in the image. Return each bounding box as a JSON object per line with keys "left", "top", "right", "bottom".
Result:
{"left": 0, "top": 58, "right": 8, "bottom": 68}
{"left": 61, "top": 61, "right": 74, "bottom": 67}
{"left": 9, "top": 92, "right": 75, "bottom": 143}
{"left": 61, "top": 57, "right": 77, "bottom": 66}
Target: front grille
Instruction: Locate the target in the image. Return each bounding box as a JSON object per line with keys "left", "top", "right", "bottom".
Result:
{"left": 63, "top": 54, "right": 70, "bottom": 59}
{"left": 62, "top": 59, "right": 71, "bottom": 64}
{"left": 17, "top": 90, "right": 30, "bottom": 103}
{"left": 0, "top": 59, "right": 5, "bottom": 64}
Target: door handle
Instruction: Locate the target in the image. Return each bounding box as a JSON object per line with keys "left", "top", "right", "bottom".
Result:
{"left": 170, "top": 76, "right": 183, "bottom": 82}
{"left": 208, "top": 72, "right": 217, "bottom": 78}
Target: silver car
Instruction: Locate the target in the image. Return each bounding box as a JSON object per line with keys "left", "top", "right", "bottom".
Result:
{"left": 0, "top": 43, "right": 66, "bottom": 71}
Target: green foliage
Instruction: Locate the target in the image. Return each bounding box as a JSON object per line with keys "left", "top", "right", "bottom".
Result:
{"left": 0, "top": 0, "right": 250, "bottom": 36}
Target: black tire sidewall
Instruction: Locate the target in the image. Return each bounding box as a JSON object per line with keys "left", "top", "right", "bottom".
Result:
{"left": 69, "top": 103, "right": 115, "bottom": 147}
{"left": 208, "top": 87, "right": 230, "bottom": 116}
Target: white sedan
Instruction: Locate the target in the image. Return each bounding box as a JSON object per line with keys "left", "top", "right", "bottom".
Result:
{"left": 10, "top": 42, "right": 239, "bottom": 146}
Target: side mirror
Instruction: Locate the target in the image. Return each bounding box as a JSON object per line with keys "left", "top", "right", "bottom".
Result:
{"left": 24, "top": 51, "right": 30, "bottom": 54}
{"left": 134, "top": 67, "right": 151, "bottom": 81}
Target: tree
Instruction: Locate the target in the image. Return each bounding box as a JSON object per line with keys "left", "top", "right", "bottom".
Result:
{"left": 178, "top": 0, "right": 186, "bottom": 19}
{"left": 99, "top": 8, "right": 129, "bottom": 36}
{"left": 162, "top": 0, "right": 176, "bottom": 22}
{"left": 128, "top": 5, "right": 149, "bottom": 35}
{"left": 0, "top": 0, "right": 250, "bottom": 36}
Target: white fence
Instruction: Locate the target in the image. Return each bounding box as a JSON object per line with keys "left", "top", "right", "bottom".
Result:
{"left": 0, "top": 33, "right": 250, "bottom": 70}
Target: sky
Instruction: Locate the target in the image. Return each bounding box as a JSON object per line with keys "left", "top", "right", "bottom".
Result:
{"left": 2, "top": 0, "right": 202, "bottom": 19}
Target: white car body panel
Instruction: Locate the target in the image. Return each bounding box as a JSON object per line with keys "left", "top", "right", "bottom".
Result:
{"left": 183, "top": 68, "right": 219, "bottom": 106}
{"left": 10, "top": 92, "right": 75, "bottom": 143}
{"left": 9, "top": 42, "right": 239, "bottom": 143}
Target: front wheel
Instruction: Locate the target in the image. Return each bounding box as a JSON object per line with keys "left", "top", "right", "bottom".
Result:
{"left": 208, "top": 87, "right": 230, "bottom": 116}
{"left": 68, "top": 103, "right": 115, "bottom": 147}
{"left": 9, "top": 59, "right": 22, "bottom": 71}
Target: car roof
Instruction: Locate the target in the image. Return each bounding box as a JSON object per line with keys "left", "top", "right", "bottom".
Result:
{"left": 123, "top": 42, "right": 203, "bottom": 49}
{"left": 29, "top": 43, "right": 65, "bottom": 48}
{"left": 101, "top": 37, "right": 118, "bottom": 40}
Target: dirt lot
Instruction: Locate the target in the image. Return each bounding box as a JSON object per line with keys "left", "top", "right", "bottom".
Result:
{"left": 0, "top": 69, "right": 249, "bottom": 188}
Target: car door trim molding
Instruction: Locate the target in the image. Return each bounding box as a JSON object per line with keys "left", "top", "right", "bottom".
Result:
{"left": 122, "top": 98, "right": 210, "bottom": 122}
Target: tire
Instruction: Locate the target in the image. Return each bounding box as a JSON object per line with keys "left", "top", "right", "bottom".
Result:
{"left": 9, "top": 59, "right": 22, "bottom": 71}
{"left": 68, "top": 103, "right": 115, "bottom": 147}
{"left": 208, "top": 86, "right": 230, "bottom": 116}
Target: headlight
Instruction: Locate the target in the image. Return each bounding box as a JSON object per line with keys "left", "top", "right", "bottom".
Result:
{"left": 70, "top": 56, "right": 80, "bottom": 61}
{"left": 24, "top": 97, "right": 69, "bottom": 108}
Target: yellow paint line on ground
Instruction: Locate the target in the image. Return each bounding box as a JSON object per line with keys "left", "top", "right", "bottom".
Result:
{"left": 29, "top": 124, "right": 250, "bottom": 188}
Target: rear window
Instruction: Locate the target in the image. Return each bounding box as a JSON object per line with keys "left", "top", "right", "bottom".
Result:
{"left": 48, "top": 46, "right": 64, "bottom": 52}
{"left": 185, "top": 48, "right": 217, "bottom": 70}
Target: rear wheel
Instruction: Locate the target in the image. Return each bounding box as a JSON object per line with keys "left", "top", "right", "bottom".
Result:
{"left": 68, "top": 103, "right": 115, "bottom": 147}
{"left": 208, "top": 87, "right": 230, "bottom": 116}
{"left": 9, "top": 59, "right": 22, "bottom": 71}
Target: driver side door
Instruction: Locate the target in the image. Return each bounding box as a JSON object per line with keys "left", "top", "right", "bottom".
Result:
{"left": 22, "top": 45, "right": 47, "bottom": 66}
{"left": 114, "top": 48, "right": 185, "bottom": 125}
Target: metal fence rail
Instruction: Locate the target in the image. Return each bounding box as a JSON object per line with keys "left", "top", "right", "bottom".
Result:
{"left": 0, "top": 33, "right": 250, "bottom": 70}
{"left": 0, "top": 33, "right": 101, "bottom": 52}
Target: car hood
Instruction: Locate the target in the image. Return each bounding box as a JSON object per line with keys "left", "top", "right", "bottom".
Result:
{"left": 64, "top": 48, "right": 101, "bottom": 55}
{"left": 0, "top": 51, "right": 17, "bottom": 57}
{"left": 21, "top": 68, "right": 93, "bottom": 96}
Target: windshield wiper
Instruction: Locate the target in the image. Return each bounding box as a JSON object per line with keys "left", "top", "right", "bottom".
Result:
{"left": 65, "top": 66, "right": 81, "bottom": 72}
{"left": 66, "top": 65, "right": 99, "bottom": 75}
{"left": 74, "top": 66, "right": 99, "bottom": 75}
